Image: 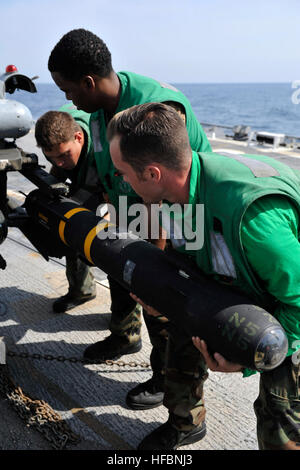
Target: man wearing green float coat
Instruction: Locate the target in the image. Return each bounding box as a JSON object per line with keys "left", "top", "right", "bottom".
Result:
{"left": 35, "top": 104, "right": 104, "bottom": 313}
{"left": 48, "top": 29, "right": 212, "bottom": 443}
{"left": 107, "top": 101, "right": 300, "bottom": 450}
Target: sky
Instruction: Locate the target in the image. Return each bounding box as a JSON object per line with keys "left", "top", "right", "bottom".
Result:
{"left": 0, "top": 0, "right": 299, "bottom": 84}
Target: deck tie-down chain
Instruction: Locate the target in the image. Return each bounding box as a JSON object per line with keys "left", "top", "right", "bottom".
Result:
{"left": 0, "top": 364, "right": 80, "bottom": 449}
{"left": 6, "top": 348, "right": 151, "bottom": 369}
{"left": 0, "top": 348, "right": 150, "bottom": 449}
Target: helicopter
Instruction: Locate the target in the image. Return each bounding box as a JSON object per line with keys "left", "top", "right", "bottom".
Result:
{"left": 0, "top": 64, "right": 38, "bottom": 140}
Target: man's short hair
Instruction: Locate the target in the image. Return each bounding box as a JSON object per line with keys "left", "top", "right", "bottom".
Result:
{"left": 35, "top": 111, "right": 81, "bottom": 150}
{"left": 107, "top": 102, "right": 192, "bottom": 174}
{"left": 48, "top": 28, "right": 113, "bottom": 81}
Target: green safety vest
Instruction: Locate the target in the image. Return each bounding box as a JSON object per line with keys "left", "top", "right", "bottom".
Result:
{"left": 90, "top": 71, "right": 212, "bottom": 211}
{"left": 173, "top": 151, "right": 300, "bottom": 309}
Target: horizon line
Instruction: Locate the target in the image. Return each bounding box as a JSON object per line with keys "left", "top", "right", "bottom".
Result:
{"left": 36, "top": 80, "right": 295, "bottom": 86}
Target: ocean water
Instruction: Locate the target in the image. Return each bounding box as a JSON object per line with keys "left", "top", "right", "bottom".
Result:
{"left": 177, "top": 82, "right": 300, "bottom": 137}
{"left": 14, "top": 81, "right": 300, "bottom": 137}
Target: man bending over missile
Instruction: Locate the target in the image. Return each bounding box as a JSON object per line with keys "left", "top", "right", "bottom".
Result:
{"left": 48, "top": 28, "right": 212, "bottom": 447}
{"left": 107, "top": 102, "right": 300, "bottom": 450}
{"left": 35, "top": 105, "right": 104, "bottom": 313}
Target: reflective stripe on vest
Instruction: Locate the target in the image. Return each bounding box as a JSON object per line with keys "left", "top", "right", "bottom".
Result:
{"left": 218, "top": 152, "right": 280, "bottom": 178}
{"left": 90, "top": 120, "right": 103, "bottom": 153}
{"left": 210, "top": 230, "right": 237, "bottom": 278}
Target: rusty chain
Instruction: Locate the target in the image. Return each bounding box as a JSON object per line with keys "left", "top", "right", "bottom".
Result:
{"left": 0, "top": 364, "right": 80, "bottom": 449}
{"left": 0, "top": 348, "right": 151, "bottom": 450}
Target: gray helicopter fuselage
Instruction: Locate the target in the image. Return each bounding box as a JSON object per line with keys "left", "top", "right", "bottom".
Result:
{"left": 0, "top": 98, "right": 34, "bottom": 139}
{"left": 0, "top": 67, "right": 37, "bottom": 141}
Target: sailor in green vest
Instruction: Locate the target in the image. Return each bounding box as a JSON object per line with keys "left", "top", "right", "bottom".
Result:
{"left": 107, "top": 102, "right": 300, "bottom": 450}
{"left": 35, "top": 105, "right": 104, "bottom": 313}
{"left": 47, "top": 28, "right": 212, "bottom": 409}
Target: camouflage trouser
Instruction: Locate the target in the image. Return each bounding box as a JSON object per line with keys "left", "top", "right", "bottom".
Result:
{"left": 108, "top": 276, "right": 142, "bottom": 344}
{"left": 66, "top": 255, "right": 96, "bottom": 297}
{"left": 254, "top": 356, "right": 300, "bottom": 450}
{"left": 144, "top": 311, "right": 208, "bottom": 431}
{"left": 66, "top": 257, "right": 142, "bottom": 344}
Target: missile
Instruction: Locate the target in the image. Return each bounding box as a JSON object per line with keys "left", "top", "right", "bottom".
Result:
{"left": 24, "top": 189, "right": 288, "bottom": 372}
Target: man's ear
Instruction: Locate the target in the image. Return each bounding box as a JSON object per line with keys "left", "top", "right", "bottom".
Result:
{"left": 82, "top": 75, "right": 96, "bottom": 90}
{"left": 144, "top": 165, "right": 161, "bottom": 182}
{"left": 74, "top": 131, "right": 84, "bottom": 144}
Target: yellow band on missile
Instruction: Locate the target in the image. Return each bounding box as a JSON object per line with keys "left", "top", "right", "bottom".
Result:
{"left": 58, "top": 207, "right": 90, "bottom": 245}
{"left": 38, "top": 212, "right": 48, "bottom": 223}
{"left": 84, "top": 221, "right": 113, "bottom": 264}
